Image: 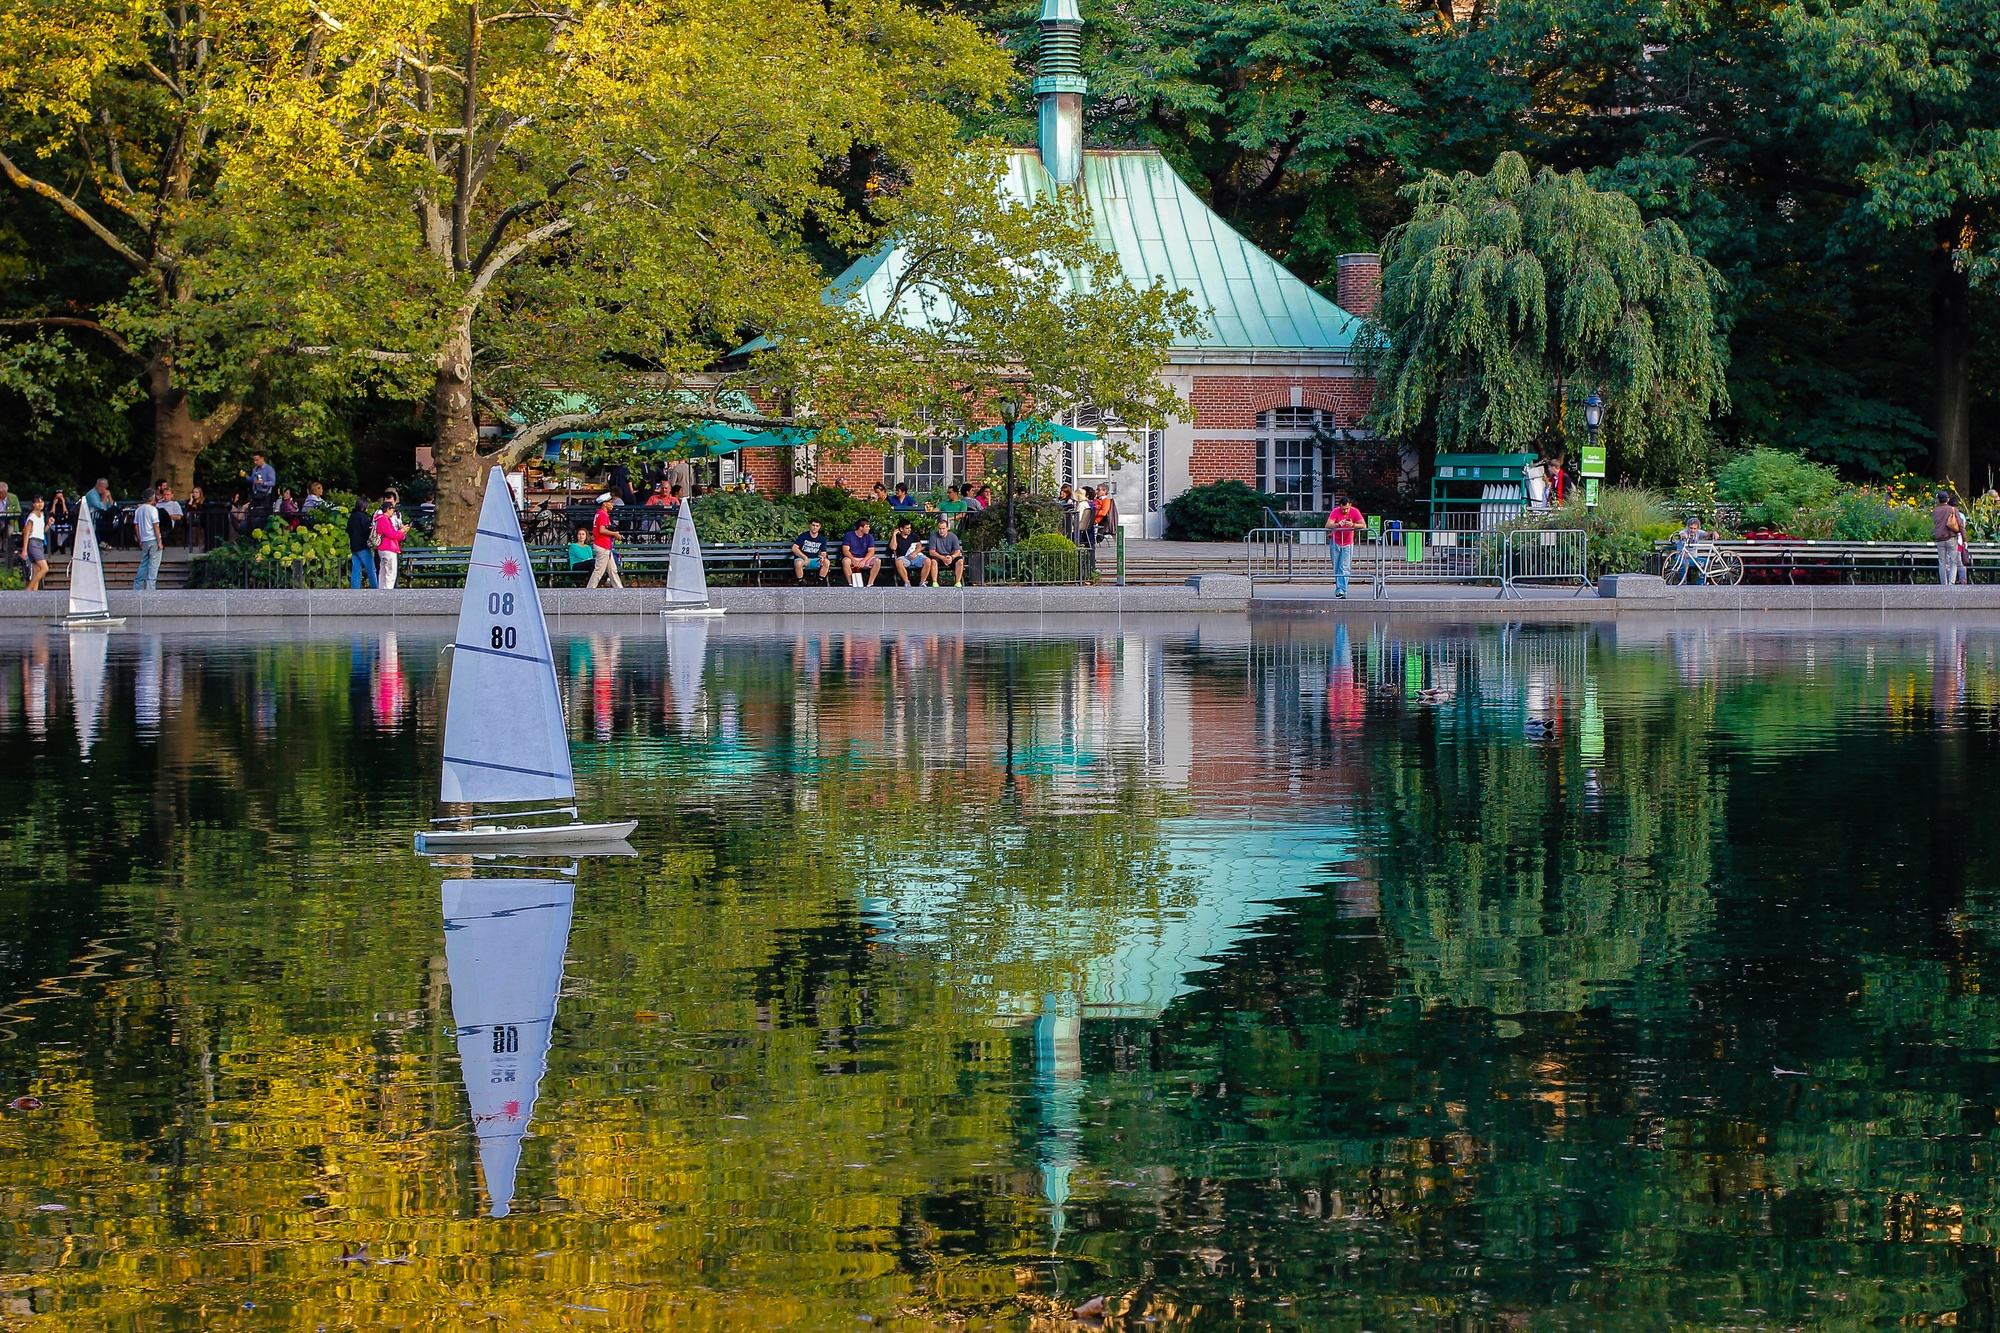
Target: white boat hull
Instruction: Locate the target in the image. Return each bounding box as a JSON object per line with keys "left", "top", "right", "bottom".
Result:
{"left": 661, "top": 604, "right": 726, "bottom": 618}
{"left": 415, "top": 819, "right": 639, "bottom": 852}
{"left": 56, "top": 616, "right": 124, "bottom": 629}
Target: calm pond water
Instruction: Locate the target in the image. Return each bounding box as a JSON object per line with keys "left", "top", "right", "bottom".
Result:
{"left": 3, "top": 614, "right": 2000, "bottom": 1330}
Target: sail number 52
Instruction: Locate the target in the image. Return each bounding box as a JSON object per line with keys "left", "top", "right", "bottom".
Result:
{"left": 487, "top": 591, "right": 517, "bottom": 649}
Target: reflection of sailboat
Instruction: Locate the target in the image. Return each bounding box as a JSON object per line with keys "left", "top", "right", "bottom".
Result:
{"left": 443, "top": 876, "right": 575, "bottom": 1218}
{"left": 57, "top": 508, "right": 122, "bottom": 627}
{"left": 415, "top": 468, "right": 637, "bottom": 852}
{"left": 69, "top": 630, "right": 108, "bottom": 756}
{"left": 661, "top": 500, "right": 725, "bottom": 618}
{"left": 1034, "top": 1001, "right": 1084, "bottom": 1253}
{"left": 665, "top": 617, "right": 710, "bottom": 731}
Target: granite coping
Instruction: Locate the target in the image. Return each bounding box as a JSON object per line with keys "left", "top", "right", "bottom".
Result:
{"left": 0, "top": 584, "right": 1249, "bottom": 618}
{"left": 9, "top": 581, "right": 2000, "bottom": 619}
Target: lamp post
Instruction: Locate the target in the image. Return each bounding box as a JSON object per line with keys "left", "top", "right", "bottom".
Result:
{"left": 1582, "top": 392, "right": 1604, "bottom": 510}
{"left": 998, "top": 394, "right": 1022, "bottom": 544}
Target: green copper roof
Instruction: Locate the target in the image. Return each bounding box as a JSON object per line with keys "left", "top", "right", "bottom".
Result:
{"left": 816, "top": 149, "right": 1360, "bottom": 354}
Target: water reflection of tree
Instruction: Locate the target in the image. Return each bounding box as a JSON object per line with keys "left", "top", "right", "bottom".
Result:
{"left": 0, "top": 630, "right": 1200, "bottom": 1327}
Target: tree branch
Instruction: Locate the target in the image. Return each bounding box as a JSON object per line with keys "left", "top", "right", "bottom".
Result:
{"left": 459, "top": 210, "right": 580, "bottom": 322}
{"left": 292, "top": 345, "right": 422, "bottom": 362}
{"left": 0, "top": 148, "right": 151, "bottom": 276}
{"left": 468, "top": 157, "right": 586, "bottom": 276}
{"left": 0, "top": 316, "right": 141, "bottom": 362}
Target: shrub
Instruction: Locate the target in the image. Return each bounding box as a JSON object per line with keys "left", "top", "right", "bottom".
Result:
{"left": 1163, "top": 479, "right": 1281, "bottom": 541}
{"left": 690, "top": 490, "right": 807, "bottom": 544}
{"left": 1714, "top": 449, "right": 1841, "bottom": 530}
{"left": 1012, "top": 531, "right": 1076, "bottom": 554}
{"left": 1522, "top": 486, "right": 1675, "bottom": 579}
{"left": 794, "top": 484, "right": 893, "bottom": 539}
{"left": 0, "top": 563, "right": 23, "bottom": 591}
{"left": 957, "top": 496, "right": 1070, "bottom": 551}
{"left": 1829, "top": 492, "right": 1932, "bottom": 541}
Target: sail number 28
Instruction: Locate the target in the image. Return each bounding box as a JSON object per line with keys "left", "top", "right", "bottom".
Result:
{"left": 487, "top": 591, "right": 518, "bottom": 650}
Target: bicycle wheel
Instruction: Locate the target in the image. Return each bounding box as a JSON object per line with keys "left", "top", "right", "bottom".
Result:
{"left": 1715, "top": 552, "right": 1744, "bottom": 586}
{"left": 1664, "top": 555, "right": 1692, "bottom": 586}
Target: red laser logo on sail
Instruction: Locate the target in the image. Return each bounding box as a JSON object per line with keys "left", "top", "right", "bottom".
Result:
{"left": 500, "top": 557, "right": 521, "bottom": 580}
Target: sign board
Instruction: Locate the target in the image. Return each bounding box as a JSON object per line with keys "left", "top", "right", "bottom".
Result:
{"left": 1584, "top": 478, "right": 1601, "bottom": 506}
{"left": 1366, "top": 515, "right": 1381, "bottom": 539}
{"left": 1580, "top": 446, "right": 1607, "bottom": 478}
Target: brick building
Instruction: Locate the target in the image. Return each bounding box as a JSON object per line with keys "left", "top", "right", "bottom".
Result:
{"left": 742, "top": 0, "right": 1385, "bottom": 538}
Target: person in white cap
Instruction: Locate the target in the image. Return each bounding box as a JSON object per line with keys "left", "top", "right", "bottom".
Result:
{"left": 586, "top": 492, "right": 622, "bottom": 588}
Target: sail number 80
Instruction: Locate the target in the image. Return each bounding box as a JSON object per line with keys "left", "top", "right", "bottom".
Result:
{"left": 486, "top": 592, "right": 518, "bottom": 649}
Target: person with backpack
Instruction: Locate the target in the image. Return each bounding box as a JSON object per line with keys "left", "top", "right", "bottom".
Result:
{"left": 1934, "top": 490, "right": 1965, "bottom": 586}
{"left": 346, "top": 495, "right": 377, "bottom": 588}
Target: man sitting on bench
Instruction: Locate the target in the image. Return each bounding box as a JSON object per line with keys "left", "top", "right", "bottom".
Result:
{"left": 842, "top": 518, "right": 882, "bottom": 586}
{"left": 927, "top": 516, "right": 965, "bottom": 587}
{"left": 791, "top": 519, "right": 831, "bottom": 584}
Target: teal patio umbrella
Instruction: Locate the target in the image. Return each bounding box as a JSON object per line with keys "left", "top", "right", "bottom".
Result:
{"left": 641, "top": 421, "right": 762, "bottom": 456}
{"left": 958, "top": 419, "right": 1098, "bottom": 444}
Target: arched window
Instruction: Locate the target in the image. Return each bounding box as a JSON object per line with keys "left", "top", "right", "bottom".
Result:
{"left": 1255, "top": 408, "right": 1335, "bottom": 511}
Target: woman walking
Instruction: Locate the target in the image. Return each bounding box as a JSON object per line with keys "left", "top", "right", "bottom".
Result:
{"left": 20, "top": 495, "right": 49, "bottom": 591}
{"left": 373, "top": 493, "right": 407, "bottom": 588}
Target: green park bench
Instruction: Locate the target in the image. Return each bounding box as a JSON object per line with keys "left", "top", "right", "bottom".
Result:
{"left": 1649, "top": 539, "right": 2000, "bottom": 584}
{"left": 397, "top": 542, "right": 796, "bottom": 588}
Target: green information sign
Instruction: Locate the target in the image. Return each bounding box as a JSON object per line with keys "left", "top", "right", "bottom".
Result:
{"left": 1585, "top": 477, "right": 1601, "bottom": 506}
{"left": 1580, "top": 445, "right": 1607, "bottom": 478}
{"left": 1405, "top": 531, "right": 1424, "bottom": 563}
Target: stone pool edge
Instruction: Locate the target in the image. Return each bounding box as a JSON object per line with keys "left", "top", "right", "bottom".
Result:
{"left": 9, "top": 581, "right": 2000, "bottom": 619}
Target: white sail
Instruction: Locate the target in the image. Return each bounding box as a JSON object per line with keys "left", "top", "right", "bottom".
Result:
{"left": 665, "top": 500, "right": 709, "bottom": 605}
{"left": 68, "top": 509, "right": 111, "bottom": 618}
{"left": 666, "top": 617, "right": 709, "bottom": 731}
{"left": 443, "top": 877, "right": 574, "bottom": 1218}
{"left": 440, "top": 469, "right": 574, "bottom": 805}
{"left": 69, "top": 629, "right": 108, "bottom": 757}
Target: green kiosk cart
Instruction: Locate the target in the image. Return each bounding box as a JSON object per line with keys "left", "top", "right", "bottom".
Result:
{"left": 1429, "top": 453, "right": 1537, "bottom": 530}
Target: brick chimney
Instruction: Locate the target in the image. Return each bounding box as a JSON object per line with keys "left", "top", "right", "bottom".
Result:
{"left": 1337, "top": 252, "right": 1381, "bottom": 318}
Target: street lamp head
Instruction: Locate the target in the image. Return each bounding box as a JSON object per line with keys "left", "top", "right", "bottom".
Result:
{"left": 997, "top": 394, "right": 1022, "bottom": 427}
{"left": 1583, "top": 392, "right": 1603, "bottom": 430}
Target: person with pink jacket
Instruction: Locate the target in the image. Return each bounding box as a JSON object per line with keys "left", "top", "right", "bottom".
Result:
{"left": 373, "top": 491, "right": 408, "bottom": 588}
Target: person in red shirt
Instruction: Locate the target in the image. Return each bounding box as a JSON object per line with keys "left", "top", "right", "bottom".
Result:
{"left": 1323, "top": 488, "right": 1366, "bottom": 599}
{"left": 587, "top": 492, "right": 623, "bottom": 588}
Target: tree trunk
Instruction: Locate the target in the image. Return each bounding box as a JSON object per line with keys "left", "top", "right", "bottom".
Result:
{"left": 432, "top": 328, "right": 484, "bottom": 544}
{"left": 148, "top": 357, "right": 200, "bottom": 496}
{"left": 1932, "top": 223, "right": 1972, "bottom": 492}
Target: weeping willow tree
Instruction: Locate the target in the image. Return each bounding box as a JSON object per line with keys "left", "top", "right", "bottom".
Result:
{"left": 1360, "top": 152, "right": 1730, "bottom": 481}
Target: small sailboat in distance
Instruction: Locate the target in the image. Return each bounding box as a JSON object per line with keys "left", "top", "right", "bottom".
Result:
{"left": 414, "top": 468, "right": 637, "bottom": 853}
{"left": 661, "top": 499, "right": 725, "bottom": 618}
{"left": 57, "top": 510, "right": 123, "bottom": 628}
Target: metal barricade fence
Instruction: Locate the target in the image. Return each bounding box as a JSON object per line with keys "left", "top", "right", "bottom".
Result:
{"left": 1368, "top": 527, "right": 1507, "bottom": 597}
{"left": 1246, "top": 527, "right": 1324, "bottom": 579}
{"left": 1501, "top": 528, "right": 1591, "bottom": 598}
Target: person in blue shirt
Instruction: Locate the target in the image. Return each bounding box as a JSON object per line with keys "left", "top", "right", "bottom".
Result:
{"left": 248, "top": 453, "right": 277, "bottom": 500}
{"left": 791, "top": 519, "right": 831, "bottom": 584}
{"left": 890, "top": 482, "right": 917, "bottom": 511}
{"left": 841, "top": 519, "right": 881, "bottom": 586}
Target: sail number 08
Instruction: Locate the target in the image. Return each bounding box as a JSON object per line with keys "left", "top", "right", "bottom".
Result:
{"left": 487, "top": 591, "right": 517, "bottom": 649}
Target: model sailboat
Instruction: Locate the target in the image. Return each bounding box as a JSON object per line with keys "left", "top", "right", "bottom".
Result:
{"left": 58, "top": 510, "right": 122, "bottom": 628}
{"left": 662, "top": 499, "right": 725, "bottom": 618}
{"left": 443, "top": 876, "right": 574, "bottom": 1218}
{"left": 414, "top": 468, "right": 637, "bottom": 852}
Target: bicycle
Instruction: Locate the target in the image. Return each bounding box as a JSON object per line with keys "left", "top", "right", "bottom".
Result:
{"left": 1663, "top": 538, "right": 1743, "bottom": 586}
